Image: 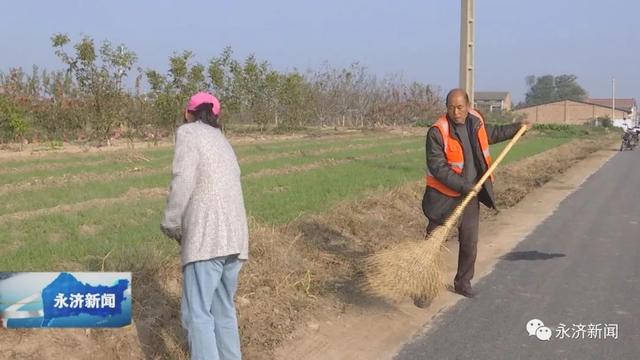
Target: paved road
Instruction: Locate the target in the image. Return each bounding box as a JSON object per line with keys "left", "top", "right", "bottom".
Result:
{"left": 395, "top": 150, "right": 640, "bottom": 360}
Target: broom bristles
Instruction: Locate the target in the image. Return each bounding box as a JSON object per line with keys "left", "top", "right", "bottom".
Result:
{"left": 364, "top": 224, "right": 452, "bottom": 301}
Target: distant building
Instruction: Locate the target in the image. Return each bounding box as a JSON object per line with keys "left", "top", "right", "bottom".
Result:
{"left": 586, "top": 98, "right": 637, "bottom": 124}
{"left": 474, "top": 91, "right": 511, "bottom": 112}
{"left": 512, "top": 99, "right": 634, "bottom": 125}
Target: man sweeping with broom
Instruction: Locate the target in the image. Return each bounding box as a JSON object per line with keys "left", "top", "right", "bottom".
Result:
{"left": 420, "top": 88, "right": 529, "bottom": 303}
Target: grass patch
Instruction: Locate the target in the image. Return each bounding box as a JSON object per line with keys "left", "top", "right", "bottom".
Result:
{"left": 532, "top": 124, "right": 611, "bottom": 138}
{"left": 0, "top": 175, "right": 168, "bottom": 216}
{"left": 243, "top": 136, "right": 572, "bottom": 224}
{"left": 0, "top": 146, "right": 173, "bottom": 172}
{"left": 0, "top": 132, "right": 575, "bottom": 269}
{"left": 233, "top": 133, "right": 411, "bottom": 157}
{"left": 0, "top": 152, "right": 173, "bottom": 186}
{"left": 0, "top": 197, "right": 173, "bottom": 270}
{"left": 0, "top": 135, "right": 568, "bottom": 219}
{"left": 240, "top": 138, "right": 422, "bottom": 175}
{"left": 0, "top": 135, "right": 418, "bottom": 186}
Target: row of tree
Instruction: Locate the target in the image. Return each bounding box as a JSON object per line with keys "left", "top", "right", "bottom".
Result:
{"left": 0, "top": 33, "right": 589, "bottom": 145}
{"left": 522, "top": 74, "right": 588, "bottom": 107}
{"left": 0, "top": 34, "right": 444, "bottom": 145}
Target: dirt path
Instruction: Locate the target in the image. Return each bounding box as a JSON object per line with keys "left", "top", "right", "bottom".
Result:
{"left": 274, "top": 142, "right": 618, "bottom": 360}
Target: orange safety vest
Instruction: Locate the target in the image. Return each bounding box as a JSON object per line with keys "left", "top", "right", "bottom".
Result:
{"left": 426, "top": 109, "right": 493, "bottom": 197}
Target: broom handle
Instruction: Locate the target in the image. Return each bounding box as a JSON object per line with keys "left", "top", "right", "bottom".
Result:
{"left": 442, "top": 124, "right": 529, "bottom": 229}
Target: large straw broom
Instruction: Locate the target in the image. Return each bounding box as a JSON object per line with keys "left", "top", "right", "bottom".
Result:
{"left": 365, "top": 124, "right": 529, "bottom": 301}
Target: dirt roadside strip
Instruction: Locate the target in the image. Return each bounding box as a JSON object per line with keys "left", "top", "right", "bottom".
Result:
{"left": 274, "top": 140, "right": 619, "bottom": 360}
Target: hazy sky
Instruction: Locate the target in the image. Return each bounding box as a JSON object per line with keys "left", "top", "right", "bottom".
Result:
{"left": 1, "top": 0, "right": 638, "bottom": 103}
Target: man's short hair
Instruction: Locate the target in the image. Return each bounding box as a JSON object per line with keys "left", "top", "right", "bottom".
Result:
{"left": 445, "top": 89, "right": 470, "bottom": 107}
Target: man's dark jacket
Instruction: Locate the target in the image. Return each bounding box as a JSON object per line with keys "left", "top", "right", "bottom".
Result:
{"left": 421, "top": 113, "right": 522, "bottom": 224}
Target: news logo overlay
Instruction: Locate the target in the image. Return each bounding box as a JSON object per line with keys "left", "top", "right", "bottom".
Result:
{"left": 0, "top": 272, "right": 131, "bottom": 328}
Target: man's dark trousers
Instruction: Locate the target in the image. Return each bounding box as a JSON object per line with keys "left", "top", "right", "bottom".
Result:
{"left": 426, "top": 197, "right": 480, "bottom": 291}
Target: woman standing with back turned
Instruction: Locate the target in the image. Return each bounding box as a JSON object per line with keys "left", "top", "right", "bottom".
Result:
{"left": 161, "top": 92, "right": 249, "bottom": 360}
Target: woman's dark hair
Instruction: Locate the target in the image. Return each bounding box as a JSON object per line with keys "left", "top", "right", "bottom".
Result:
{"left": 189, "top": 103, "right": 220, "bottom": 128}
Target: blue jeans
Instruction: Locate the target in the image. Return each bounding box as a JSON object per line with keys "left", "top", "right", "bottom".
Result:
{"left": 181, "top": 255, "right": 244, "bottom": 360}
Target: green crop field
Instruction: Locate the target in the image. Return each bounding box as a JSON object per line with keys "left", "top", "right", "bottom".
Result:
{"left": 0, "top": 132, "right": 572, "bottom": 271}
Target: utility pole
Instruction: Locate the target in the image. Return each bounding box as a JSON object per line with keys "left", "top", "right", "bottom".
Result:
{"left": 611, "top": 77, "right": 615, "bottom": 121}
{"left": 460, "top": 0, "right": 475, "bottom": 106}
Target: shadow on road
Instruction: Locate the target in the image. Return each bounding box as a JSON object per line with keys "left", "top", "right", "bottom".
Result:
{"left": 499, "top": 250, "right": 566, "bottom": 261}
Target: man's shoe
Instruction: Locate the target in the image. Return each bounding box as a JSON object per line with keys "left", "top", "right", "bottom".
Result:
{"left": 454, "top": 287, "right": 477, "bottom": 298}
{"left": 413, "top": 296, "right": 431, "bottom": 308}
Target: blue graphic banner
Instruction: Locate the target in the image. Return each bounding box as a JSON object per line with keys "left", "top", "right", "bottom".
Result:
{"left": 0, "top": 272, "right": 131, "bottom": 328}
